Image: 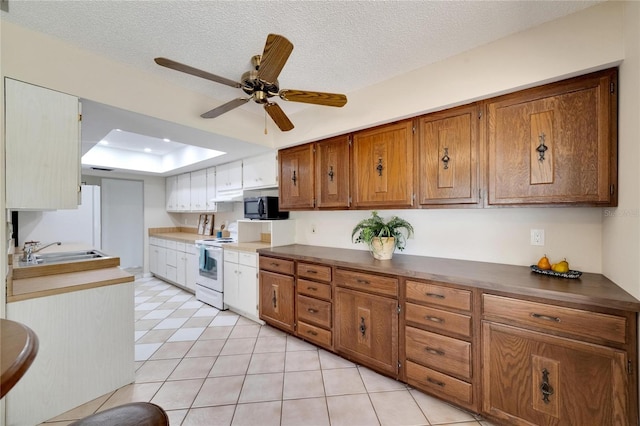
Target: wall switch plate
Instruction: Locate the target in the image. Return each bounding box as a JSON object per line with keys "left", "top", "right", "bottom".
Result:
{"left": 531, "top": 229, "right": 545, "bottom": 246}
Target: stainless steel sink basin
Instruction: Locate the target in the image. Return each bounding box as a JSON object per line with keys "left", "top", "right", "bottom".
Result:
{"left": 19, "top": 250, "right": 107, "bottom": 266}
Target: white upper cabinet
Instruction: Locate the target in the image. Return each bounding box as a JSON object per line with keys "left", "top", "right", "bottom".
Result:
{"left": 190, "top": 169, "right": 207, "bottom": 211}
{"left": 242, "top": 152, "right": 278, "bottom": 189}
{"left": 5, "top": 78, "right": 81, "bottom": 209}
{"left": 177, "top": 173, "right": 191, "bottom": 211}
{"left": 166, "top": 175, "right": 178, "bottom": 211}
{"left": 216, "top": 160, "right": 243, "bottom": 192}
{"left": 206, "top": 167, "right": 217, "bottom": 208}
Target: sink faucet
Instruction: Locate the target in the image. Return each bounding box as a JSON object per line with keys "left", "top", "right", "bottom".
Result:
{"left": 21, "top": 241, "right": 62, "bottom": 262}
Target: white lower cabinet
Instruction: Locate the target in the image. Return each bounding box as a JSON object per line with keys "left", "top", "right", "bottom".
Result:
{"left": 149, "top": 237, "right": 197, "bottom": 293}
{"left": 223, "top": 249, "right": 259, "bottom": 320}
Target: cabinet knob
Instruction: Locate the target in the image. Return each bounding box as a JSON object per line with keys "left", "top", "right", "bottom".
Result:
{"left": 539, "top": 368, "right": 554, "bottom": 404}
{"left": 536, "top": 133, "right": 548, "bottom": 162}
{"left": 359, "top": 316, "right": 367, "bottom": 337}
{"left": 376, "top": 158, "right": 384, "bottom": 177}
{"left": 328, "top": 166, "right": 334, "bottom": 182}
{"left": 441, "top": 147, "right": 450, "bottom": 170}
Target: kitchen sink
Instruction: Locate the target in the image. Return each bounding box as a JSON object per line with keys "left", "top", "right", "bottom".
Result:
{"left": 18, "top": 250, "right": 107, "bottom": 266}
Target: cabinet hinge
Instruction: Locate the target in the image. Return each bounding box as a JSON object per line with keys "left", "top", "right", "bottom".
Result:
{"left": 479, "top": 188, "right": 482, "bottom": 199}
{"left": 610, "top": 184, "right": 615, "bottom": 195}
{"left": 610, "top": 82, "right": 615, "bottom": 94}
{"left": 78, "top": 113, "right": 82, "bottom": 122}
{"left": 628, "top": 361, "right": 633, "bottom": 375}
{"left": 397, "top": 305, "right": 401, "bottom": 314}
{"left": 398, "top": 361, "right": 402, "bottom": 369}
{"left": 412, "top": 126, "right": 416, "bottom": 134}
{"left": 313, "top": 198, "right": 317, "bottom": 208}
{"left": 478, "top": 111, "right": 482, "bottom": 120}
{"left": 348, "top": 196, "right": 352, "bottom": 206}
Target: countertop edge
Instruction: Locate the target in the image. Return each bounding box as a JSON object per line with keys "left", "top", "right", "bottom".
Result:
{"left": 258, "top": 244, "right": 640, "bottom": 312}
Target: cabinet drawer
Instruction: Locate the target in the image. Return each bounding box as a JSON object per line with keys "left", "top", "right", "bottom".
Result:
{"left": 406, "top": 361, "right": 473, "bottom": 405}
{"left": 297, "top": 295, "right": 332, "bottom": 329}
{"left": 165, "top": 249, "right": 178, "bottom": 267}
{"left": 239, "top": 252, "right": 257, "bottom": 267}
{"left": 297, "top": 262, "right": 332, "bottom": 282}
{"left": 165, "top": 240, "right": 177, "bottom": 250}
{"left": 405, "top": 327, "right": 471, "bottom": 380}
{"left": 336, "top": 269, "right": 397, "bottom": 297}
{"left": 297, "top": 321, "right": 332, "bottom": 349}
{"left": 176, "top": 242, "right": 186, "bottom": 252}
{"left": 406, "top": 280, "right": 471, "bottom": 312}
{"left": 405, "top": 303, "right": 472, "bottom": 338}
{"left": 259, "top": 256, "right": 294, "bottom": 275}
{"left": 483, "top": 294, "right": 627, "bottom": 345}
{"left": 298, "top": 279, "right": 331, "bottom": 301}
{"left": 224, "top": 249, "right": 239, "bottom": 263}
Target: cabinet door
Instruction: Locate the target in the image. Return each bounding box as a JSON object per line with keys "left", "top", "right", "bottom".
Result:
{"left": 238, "top": 264, "right": 258, "bottom": 317}
{"left": 224, "top": 260, "right": 239, "bottom": 308}
{"left": 487, "top": 69, "right": 616, "bottom": 206}
{"left": 190, "top": 169, "right": 207, "bottom": 211}
{"left": 206, "top": 167, "right": 217, "bottom": 209}
{"left": 177, "top": 173, "right": 191, "bottom": 211}
{"left": 482, "top": 321, "right": 629, "bottom": 426}
{"left": 351, "top": 120, "right": 414, "bottom": 208}
{"left": 185, "top": 249, "right": 198, "bottom": 292}
{"left": 166, "top": 176, "right": 178, "bottom": 211}
{"left": 217, "top": 161, "right": 243, "bottom": 191}
{"left": 335, "top": 287, "right": 398, "bottom": 376}
{"left": 149, "top": 244, "right": 159, "bottom": 274}
{"left": 176, "top": 251, "right": 187, "bottom": 287}
{"left": 316, "top": 135, "right": 350, "bottom": 209}
{"left": 259, "top": 271, "right": 295, "bottom": 333}
{"left": 279, "top": 143, "right": 315, "bottom": 209}
{"left": 417, "top": 104, "right": 479, "bottom": 205}
{"left": 6, "top": 78, "right": 81, "bottom": 209}
{"left": 243, "top": 152, "right": 278, "bottom": 189}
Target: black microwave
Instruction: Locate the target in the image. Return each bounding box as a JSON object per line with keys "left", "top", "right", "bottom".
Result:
{"left": 244, "top": 196, "right": 289, "bottom": 220}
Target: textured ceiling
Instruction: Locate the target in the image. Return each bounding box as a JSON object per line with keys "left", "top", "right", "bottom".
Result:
{"left": 1, "top": 0, "right": 601, "bottom": 175}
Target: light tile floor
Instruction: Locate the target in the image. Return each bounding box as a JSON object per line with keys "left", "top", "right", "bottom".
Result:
{"left": 42, "top": 276, "right": 496, "bottom": 426}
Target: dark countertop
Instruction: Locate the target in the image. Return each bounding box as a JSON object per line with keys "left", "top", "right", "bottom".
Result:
{"left": 258, "top": 244, "right": 640, "bottom": 312}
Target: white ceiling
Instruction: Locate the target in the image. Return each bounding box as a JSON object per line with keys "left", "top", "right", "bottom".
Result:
{"left": 1, "top": 0, "right": 601, "bottom": 176}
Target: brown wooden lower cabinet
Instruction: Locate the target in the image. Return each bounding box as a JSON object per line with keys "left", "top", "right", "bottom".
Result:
{"left": 334, "top": 287, "right": 399, "bottom": 376}
{"left": 257, "top": 247, "right": 639, "bottom": 426}
{"left": 482, "top": 321, "right": 630, "bottom": 425}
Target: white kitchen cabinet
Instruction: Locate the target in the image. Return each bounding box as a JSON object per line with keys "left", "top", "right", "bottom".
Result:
{"left": 177, "top": 173, "right": 191, "bottom": 211}
{"left": 243, "top": 152, "right": 278, "bottom": 189}
{"left": 185, "top": 245, "right": 198, "bottom": 292}
{"left": 5, "top": 78, "right": 81, "bottom": 209}
{"left": 190, "top": 169, "right": 207, "bottom": 211}
{"left": 223, "top": 248, "right": 259, "bottom": 321}
{"left": 166, "top": 175, "right": 178, "bottom": 211}
{"left": 216, "top": 160, "right": 243, "bottom": 192}
{"left": 206, "top": 167, "right": 217, "bottom": 206}
{"left": 149, "top": 238, "right": 167, "bottom": 278}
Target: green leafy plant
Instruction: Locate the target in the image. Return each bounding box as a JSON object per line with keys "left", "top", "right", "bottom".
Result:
{"left": 351, "top": 211, "right": 414, "bottom": 255}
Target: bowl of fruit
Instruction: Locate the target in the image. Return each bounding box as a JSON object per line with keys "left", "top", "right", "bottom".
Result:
{"left": 531, "top": 255, "right": 582, "bottom": 279}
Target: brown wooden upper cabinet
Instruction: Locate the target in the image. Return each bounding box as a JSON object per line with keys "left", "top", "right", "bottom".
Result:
{"left": 316, "top": 135, "right": 350, "bottom": 209}
{"left": 351, "top": 120, "right": 415, "bottom": 208}
{"left": 487, "top": 68, "right": 618, "bottom": 206}
{"left": 279, "top": 143, "right": 315, "bottom": 210}
{"left": 417, "top": 104, "right": 480, "bottom": 206}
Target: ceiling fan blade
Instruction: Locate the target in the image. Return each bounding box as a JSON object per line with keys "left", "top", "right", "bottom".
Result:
{"left": 257, "top": 34, "right": 293, "bottom": 84}
{"left": 279, "top": 89, "right": 347, "bottom": 107}
{"left": 154, "top": 57, "right": 241, "bottom": 89}
{"left": 264, "top": 102, "right": 294, "bottom": 132}
{"left": 201, "top": 98, "right": 250, "bottom": 119}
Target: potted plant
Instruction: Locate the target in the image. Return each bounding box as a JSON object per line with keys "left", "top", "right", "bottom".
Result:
{"left": 351, "top": 211, "right": 414, "bottom": 260}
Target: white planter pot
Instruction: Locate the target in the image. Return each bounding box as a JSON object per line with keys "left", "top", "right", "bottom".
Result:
{"left": 371, "top": 237, "right": 395, "bottom": 260}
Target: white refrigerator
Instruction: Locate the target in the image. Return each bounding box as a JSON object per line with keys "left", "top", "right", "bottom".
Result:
{"left": 18, "top": 185, "right": 101, "bottom": 248}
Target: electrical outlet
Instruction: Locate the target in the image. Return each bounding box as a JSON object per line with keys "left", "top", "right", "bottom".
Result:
{"left": 311, "top": 224, "right": 317, "bottom": 234}
{"left": 530, "top": 229, "right": 545, "bottom": 246}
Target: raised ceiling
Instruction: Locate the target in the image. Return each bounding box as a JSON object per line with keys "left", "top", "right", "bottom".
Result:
{"left": 1, "top": 1, "right": 601, "bottom": 175}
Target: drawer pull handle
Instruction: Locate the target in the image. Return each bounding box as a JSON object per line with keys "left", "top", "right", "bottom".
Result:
{"left": 427, "top": 377, "right": 445, "bottom": 387}
{"left": 540, "top": 368, "right": 554, "bottom": 404}
{"left": 307, "top": 308, "right": 318, "bottom": 314}
{"left": 531, "top": 313, "right": 560, "bottom": 323}
{"left": 357, "top": 279, "right": 370, "bottom": 285}
{"left": 359, "top": 316, "right": 367, "bottom": 337}
{"left": 306, "top": 330, "right": 318, "bottom": 336}
{"left": 426, "top": 293, "right": 445, "bottom": 299}
{"left": 270, "top": 262, "right": 280, "bottom": 267}
{"left": 425, "top": 315, "right": 444, "bottom": 323}
{"left": 306, "top": 269, "right": 318, "bottom": 274}
{"left": 307, "top": 286, "right": 318, "bottom": 291}
{"left": 272, "top": 290, "right": 277, "bottom": 309}
{"left": 425, "top": 347, "right": 445, "bottom": 356}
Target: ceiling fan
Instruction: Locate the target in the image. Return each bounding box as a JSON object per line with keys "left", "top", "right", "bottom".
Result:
{"left": 154, "top": 33, "right": 347, "bottom": 132}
